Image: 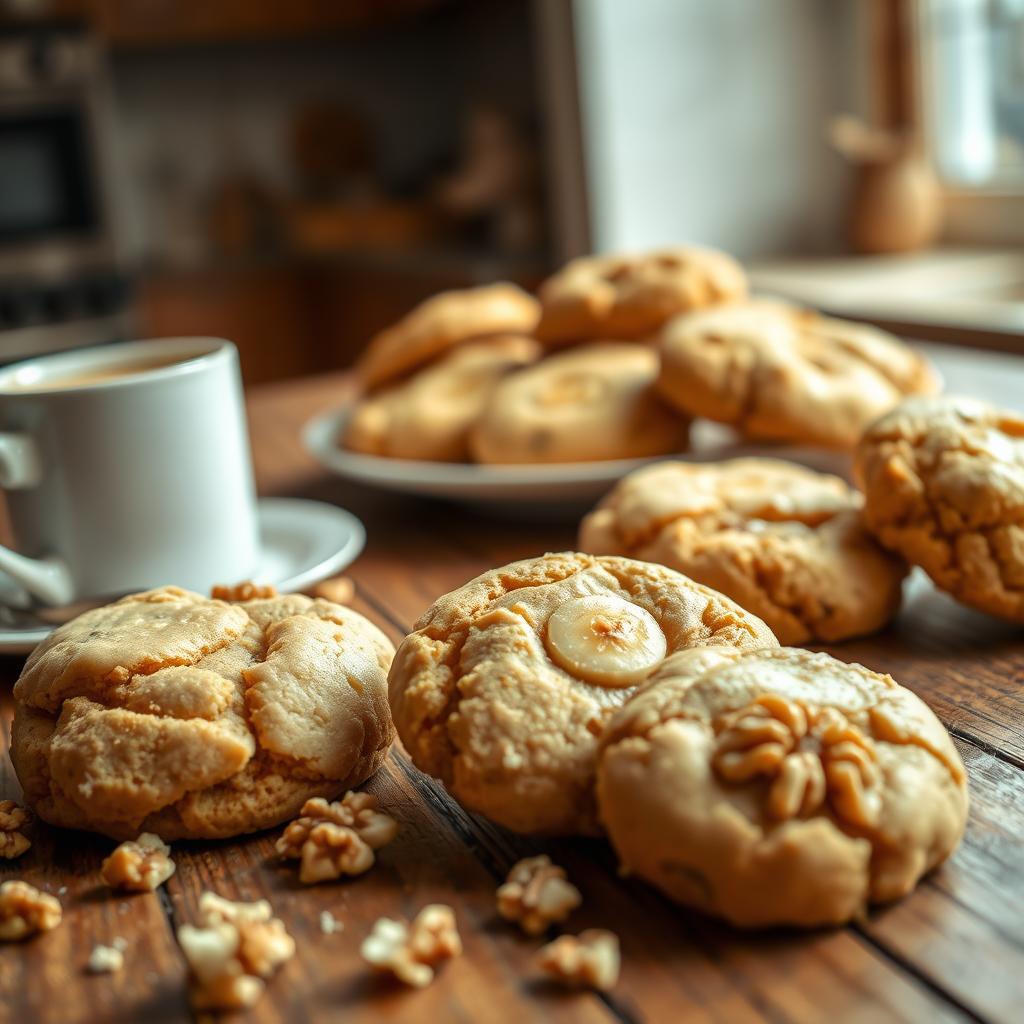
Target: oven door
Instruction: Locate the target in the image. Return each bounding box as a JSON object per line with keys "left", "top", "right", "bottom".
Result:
{"left": 0, "top": 98, "right": 116, "bottom": 279}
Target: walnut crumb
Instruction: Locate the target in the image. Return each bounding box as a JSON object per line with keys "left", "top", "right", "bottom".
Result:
{"left": 361, "top": 904, "right": 461, "bottom": 988}
{"left": 319, "top": 910, "right": 342, "bottom": 935}
{"left": 311, "top": 576, "right": 355, "bottom": 605}
{"left": 276, "top": 792, "right": 398, "bottom": 884}
{"left": 0, "top": 800, "right": 30, "bottom": 859}
{"left": 101, "top": 833, "right": 176, "bottom": 891}
{"left": 177, "top": 892, "right": 295, "bottom": 1011}
{"left": 87, "top": 943, "right": 124, "bottom": 974}
{"left": 0, "top": 880, "right": 62, "bottom": 941}
{"left": 497, "top": 855, "right": 582, "bottom": 935}
{"left": 537, "top": 929, "right": 620, "bottom": 991}
{"left": 211, "top": 581, "right": 278, "bottom": 602}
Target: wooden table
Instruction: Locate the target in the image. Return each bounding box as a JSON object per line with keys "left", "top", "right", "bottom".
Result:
{"left": 2, "top": 350, "right": 1023, "bottom": 1023}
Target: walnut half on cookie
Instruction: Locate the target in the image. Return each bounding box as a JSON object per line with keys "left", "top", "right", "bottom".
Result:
{"left": 10, "top": 586, "right": 395, "bottom": 840}
{"left": 387, "top": 553, "right": 777, "bottom": 835}
{"left": 596, "top": 647, "right": 968, "bottom": 928}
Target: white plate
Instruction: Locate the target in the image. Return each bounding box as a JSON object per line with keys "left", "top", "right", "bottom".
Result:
{"left": 0, "top": 497, "right": 365, "bottom": 655}
{"left": 304, "top": 404, "right": 851, "bottom": 503}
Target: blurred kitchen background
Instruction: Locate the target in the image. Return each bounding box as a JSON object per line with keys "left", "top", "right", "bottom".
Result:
{"left": 0, "top": 0, "right": 1021, "bottom": 383}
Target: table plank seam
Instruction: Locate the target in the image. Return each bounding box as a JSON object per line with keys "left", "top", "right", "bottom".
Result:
{"left": 853, "top": 927, "right": 987, "bottom": 1024}
{"left": 946, "top": 723, "right": 1024, "bottom": 774}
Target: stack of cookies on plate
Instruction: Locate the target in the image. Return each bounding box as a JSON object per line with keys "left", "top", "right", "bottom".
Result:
{"left": 341, "top": 245, "right": 939, "bottom": 464}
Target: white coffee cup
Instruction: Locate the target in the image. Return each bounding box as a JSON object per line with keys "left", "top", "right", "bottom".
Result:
{"left": 0, "top": 337, "right": 259, "bottom": 606}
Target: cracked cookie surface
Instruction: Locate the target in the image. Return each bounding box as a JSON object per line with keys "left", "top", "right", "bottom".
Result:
{"left": 470, "top": 343, "right": 689, "bottom": 464}
{"left": 855, "top": 395, "right": 1024, "bottom": 621}
{"left": 343, "top": 335, "right": 541, "bottom": 462}
{"left": 356, "top": 283, "right": 540, "bottom": 391}
{"left": 596, "top": 646, "right": 967, "bottom": 927}
{"left": 535, "top": 246, "right": 746, "bottom": 344}
{"left": 657, "top": 301, "right": 939, "bottom": 448}
{"left": 579, "top": 458, "right": 907, "bottom": 644}
{"left": 387, "top": 553, "right": 777, "bottom": 835}
{"left": 11, "top": 587, "right": 395, "bottom": 839}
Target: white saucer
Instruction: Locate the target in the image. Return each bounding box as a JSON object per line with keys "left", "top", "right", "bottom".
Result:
{"left": 0, "top": 497, "right": 366, "bottom": 656}
{"left": 304, "top": 404, "right": 850, "bottom": 504}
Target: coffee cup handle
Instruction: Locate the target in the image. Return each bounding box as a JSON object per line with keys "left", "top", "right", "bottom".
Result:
{"left": 0, "top": 432, "right": 74, "bottom": 606}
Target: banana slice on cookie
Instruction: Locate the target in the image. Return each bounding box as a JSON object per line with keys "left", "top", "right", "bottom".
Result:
{"left": 546, "top": 596, "right": 667, "bottom": 687}
{"left": 387, "top": 553, "right": 777, "bottom": 835}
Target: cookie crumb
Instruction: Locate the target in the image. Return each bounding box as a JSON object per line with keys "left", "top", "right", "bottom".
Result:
{"left": 319, "top": 910, "right": 342, "bottom": 935}
{"left": 0, "top": 880, "right": 62, "bottom": 941}
{"left": 311, "top": 576, "right": 355, "bottom": 605}
{"left": 211, "top": 581, "right": 278, "bottom": 602}
{"left": 87, "top": 943, "right": 124, "bottom": 974}
{"left": 101, "top": 833, "right": 176, "bottom": 891}
{"left": 177, "top": 892, "right": 295, "bottom": 1011}
{"left": 276, "top": 792, "right": 398, "bottom": 885}
{"left": 361, "top": 904, "right": 461, "bottom": 988}
{"left": 0, "top": 801, "right": 31, "bottom": 859}
{"left": 537, "top": 929, "right": 620, "bottom": 991}
{"left": 497, "top": 856, "right": 581, "bottom": 935}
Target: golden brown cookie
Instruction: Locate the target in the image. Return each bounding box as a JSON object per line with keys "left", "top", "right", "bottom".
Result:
{"left": 387, "top": 553, "right": 777, "bottom": 835}
{"left": 536, "top": 246, "right": 746, "bottom": 344}
{"left": 469, "top": 343, "right": 688, "bottom": 464}
{"left": 11, "top": 587, "right": 395, "bottom": 840}
{"left": 357, "top": 283, "right": 540, "bottom": 390}
{"left": 657, "top": 300, "right": 939, "bottom": 448}
{"left": 343, "top": 335, "right": 541, "bottom": 462}
{"left": 855, "top": 395, "right": 1024, "bottom": 621}
{"left": 579, "top": 458, "right": 906, "bottom": 644}
{"left": 597, "top": 646, "right": 968, "bottom": 928}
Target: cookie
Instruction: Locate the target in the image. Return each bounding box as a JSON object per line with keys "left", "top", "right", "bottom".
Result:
{"left": 387, "top": 553, "right": 778, "bottom": 835}
{"left": 11, "top": 587, "right": 395, "bottom": 840}
{"left": 855, "top": 395, "right": 1024, "bottom": 621}
{"left": 597, "top": 646, "right": 967, "bottom": 927}
{"left": 579, "top": 458, "right": 906, "bottom": 644}
{"left": 343, "top": 335, "right": 541, "bottom": 462}
{"left": 357, "top": 283, "right": 540, "bottom": 390}
{"left": 470, "top": 343, "right": 688, "bottom": 464}
{"left": 656, "top": 300, "right": 940, "bottom": 448}
{"left": 536, "top": 246, "right": 746, "bottom": 344}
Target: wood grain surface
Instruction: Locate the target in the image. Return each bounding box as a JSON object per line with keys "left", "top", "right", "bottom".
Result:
{"left": 2, "top": 348, "right": 1023, "bottom": 1023}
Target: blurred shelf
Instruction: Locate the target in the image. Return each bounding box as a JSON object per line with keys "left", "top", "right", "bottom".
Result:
{"left": 80, "top": 0, "right": 453, "bottom": 48}
{"left": 750, "top": 248, "right": 1024, "bottom": 347}
{"left": 134, "top": 244, "right": 548, "bottom": 385}
{"left": 139, "top": 244, "right": 549, "bottom": 283}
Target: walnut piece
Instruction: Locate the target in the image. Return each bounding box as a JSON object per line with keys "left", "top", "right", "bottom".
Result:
{"left": 211, "top": 581, "right": 278, "bottom": 602}
{"left": 0, "top": 880, "right": 62, "bottom": 941}
{"left": 101, "top": 833, "right": 176, "bottom": 891}
{"left": 0, "top": 800, "right": 30, "bottom": 859}
{"left": 276, "top": 792, "right": 398, "bottom": 884}
{"left": 87, "top": 940, "right": 126, "bottom": 974}
{"left": 497, "top": 856, "right": 582, "bottom": 935}
{"left": 310, "top": 576, "right": 355, "bottom": 605}
{"left": 537, "top": 929, "right": 620, "bottom": 991}
{"left": 361, "top": 904, "right": 461, "bottom": 988}
{"left": 712, "top": 695, "right": 882, "bottom": 828}
{"left": 298, "top": 823, "right": 374, "bottom": 884}
{"left": 177, "top": 892, "right": 295, "bottom": 1010}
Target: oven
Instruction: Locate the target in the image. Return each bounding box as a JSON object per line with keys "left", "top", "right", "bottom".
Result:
{"left": 0, "top": 21, "right": 130, "bottom": 360}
